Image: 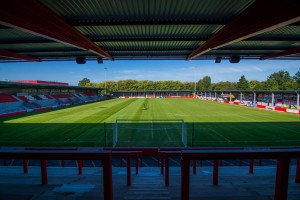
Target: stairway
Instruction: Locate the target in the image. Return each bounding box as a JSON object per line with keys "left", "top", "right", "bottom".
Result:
{"left": 124, "top": 174, "right": 171, "bottom": 200}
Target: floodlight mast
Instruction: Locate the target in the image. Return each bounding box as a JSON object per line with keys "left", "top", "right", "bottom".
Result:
{"left": 104, "top": 67, "right": 107, "bottom": 94}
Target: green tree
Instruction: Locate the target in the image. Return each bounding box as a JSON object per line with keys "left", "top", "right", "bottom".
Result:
{"left": 198, "top": 76, "right": 211, "bottom": 90}
{"left": 266, "top": 70, "right": 296, "bottom": 90}
{"left": 236, "top": 75, "right": 249, "bottom": 90}
{"left": 78, "top": 78, "right": 90, "bottom": 86}
{"left": 212, "top": 81, "right": 236, "bottom": 90}
{"left": 293, "top": 69, "right": 300, "bottom": 89}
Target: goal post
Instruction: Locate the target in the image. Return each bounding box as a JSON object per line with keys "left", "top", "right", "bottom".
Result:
{"left": 113, "top": 118, "right": 187, "bottom": 147}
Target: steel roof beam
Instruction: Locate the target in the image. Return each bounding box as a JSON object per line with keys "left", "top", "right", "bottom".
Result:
{"left": 0, "top": 0, "right": 112, "bottom": 59}
{"left": 260, "top": 48, "right": 300, "bottom": 59}
{"left": 0, "top": 49, "right": 40, "bottom": 62}
{"left": 187, "top": 0, "right": 300, "bottom": 60}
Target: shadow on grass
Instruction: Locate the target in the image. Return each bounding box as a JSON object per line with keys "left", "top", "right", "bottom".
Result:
{"left": 1, "top": 122, "right": 300, "bottom": 148}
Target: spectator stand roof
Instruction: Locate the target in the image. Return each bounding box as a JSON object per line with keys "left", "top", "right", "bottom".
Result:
{"left": 0, "top": 0, "right": 300, "bottom": 63}
{"left": 0, "top": 81, "right": 103, "bottom": 91}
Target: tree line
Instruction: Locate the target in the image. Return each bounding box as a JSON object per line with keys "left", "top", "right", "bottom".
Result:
{"left": 78, "top": 69, "right": 300, "bottom": 93}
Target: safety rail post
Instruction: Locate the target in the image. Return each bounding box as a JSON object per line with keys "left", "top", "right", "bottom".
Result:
{"left": 41, "top": 160, "right": 47, "bottom": 185}
{"left": 102, "top": 152, "right": 113, "bottom": 200}
{"left": 181, "top": 155, "right": 190, "bottom": 200}
{"left": 193, "top": 160, "right": 196, "bottom": 174}
{"left": 135, "top": 155, "right": 139, "bottom": 175}
{"left": 161, "top": 158, "right": 164, "bottom": 175}
{"left": 274, "top": 158, "right": 290, "bottom": 200}
{"left": 140, "top": 156, "right": 142, "bottom": 167}
{"left": 78, "top": 160, "right": 83, "bottom": 175}
{"left": 249, "top": 159, "right": 254, "bottom": 174}
{"left": 23, "top": 160, "right": 28, "bottom": 174}
{"left": 127, "top": 156, "right": 131, "bottom": 186}
{"left": 60, "top": 160, "right": 64, "bottom": 167}
{"left": 165, "top": 156, "right": 169, "bottom": 186}
{"left": 295, "top": 158, "right": 300, "bottom": 183}
{"left": 213, "top": 160, "right": 219, "bottom": 186}
{"left": 239, "top": 159, "right": 242, "bottom": 166}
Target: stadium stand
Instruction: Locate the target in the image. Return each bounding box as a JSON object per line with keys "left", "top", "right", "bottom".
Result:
{"left": 0, "top": 93, "right": 19, "bottom": 103}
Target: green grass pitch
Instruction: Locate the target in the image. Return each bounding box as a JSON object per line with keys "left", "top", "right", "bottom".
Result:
{"left": 0, "top": 98, "right": 300, "bottom": 147}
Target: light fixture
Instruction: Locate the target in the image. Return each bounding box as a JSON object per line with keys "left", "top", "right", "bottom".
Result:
{"left": 97, "top": 57, "right": 103, "bottom": 64}
{"left": 229, "top": 56, "right": 240, "bottom": 63}
{"left": 76, "top": 56, "right": 86, "bottom": 64}
{"left": 215, "top": 56, "right": 222, "bottom": 63}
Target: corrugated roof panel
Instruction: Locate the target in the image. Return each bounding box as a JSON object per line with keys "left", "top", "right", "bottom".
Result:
{"left": 77, "top": 25, "right": 222, "bottom": 38}
{"left": 209, "top": 49, "right": 282, "bottom": 55}
{"left": 25, "top": 51, "right": 95, "bottom": 57}
{"left": 109, "top": 50, "right": 192, "bottom": 55}
{"left": 41, "top": 0, "right": 254, "bottom": 21}
{"left": 252, "top": 25, "right": 300, "bottom": 39}
{"left": 0, "top": 29, "right": 46, "bottom": 42}
{"left": 223, "top": 41, "right": 295, "bottom": 50}
{"left": 97, "top": 41, "right": 203, "bottom": 49}
{"left": 0, "top": 43, "right": 74, "bottom": 52}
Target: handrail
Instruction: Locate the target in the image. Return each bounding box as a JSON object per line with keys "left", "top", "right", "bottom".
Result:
{"left": 0, "top": 148, "right": 113, "bottom": 200}
{"left": 181, "top": 149, "right": 300, "bottom": 200}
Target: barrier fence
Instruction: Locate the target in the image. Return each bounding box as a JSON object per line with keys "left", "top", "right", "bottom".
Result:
{"left": 0, "top": 147, "right": 300, "bottom": 200}
{"left": 181, "top": 149, "right": 300, "bottom": 200}
{"left": 0, "top": 148, "right": 113, "bottom": 200}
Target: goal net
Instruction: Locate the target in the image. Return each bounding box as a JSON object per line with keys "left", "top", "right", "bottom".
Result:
{"left": 113, "top": 119, "right": 187, "bottom": 147}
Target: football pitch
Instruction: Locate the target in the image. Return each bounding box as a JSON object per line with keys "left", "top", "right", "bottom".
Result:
{"left": 0, "top": 98, "right": 300, "bottom": 147}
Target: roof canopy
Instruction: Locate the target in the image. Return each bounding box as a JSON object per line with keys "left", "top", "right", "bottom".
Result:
{"left": 0, "top": 0, "right": 300, "bottom": 62}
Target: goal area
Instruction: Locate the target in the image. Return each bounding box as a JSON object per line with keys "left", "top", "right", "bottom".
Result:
{"left": 113, "top": 119, "right": 187, "bottom": 147}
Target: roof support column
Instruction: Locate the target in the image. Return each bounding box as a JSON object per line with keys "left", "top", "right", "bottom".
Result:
{"left": 271, "top": 92, "right": 275, "bottom": 107}
{"left": 297, "top": 93, "right": 300, "bottom": 110}
{"left": 253, "top": 92, "right": 256, "bottom": 105}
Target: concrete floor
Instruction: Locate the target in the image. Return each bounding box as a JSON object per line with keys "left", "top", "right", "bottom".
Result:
{"left": 0, "top": 165, "right": 299, "bottom": 200}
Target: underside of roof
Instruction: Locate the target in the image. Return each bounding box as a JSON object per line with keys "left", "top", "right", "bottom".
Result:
{"left": 0, "top": 0, "right": 300, "bottom": 62}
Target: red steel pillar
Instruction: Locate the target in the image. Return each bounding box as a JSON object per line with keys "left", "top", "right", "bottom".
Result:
{"left": 274, "top": 158, "right": 290, "bottom": 200}
{"left": 213, "top": 160, "right": 219, "bottom": 186}
{"left": 249, "top": 159, "right": 254, "bottom": 174}
{"left": 78, "top": 160, "right": 83, "bottom": 175}
{"left": 23, "top": 160, "right": 28, "bottom": 174}
{"left": 41, "top": 160, "right": 47, "bottom": 185}
{"left": 193, "top": 160, "right": 196, "bottom": 174}
{"left": 102, "top": 153, "right": 113, "bottom": 200}
{"left": 161, "top": 158, "right": 164, "bottom": 175}
{"left": 135, "top": 155, "right": 139, "bottom": 175}
{"left": 127, "top": 156, "right": 131, "bottom": 186}
{"left": 295, "top": 158, "right": 300, "bottom": 183}
{"left": 165, "top": 156, "right": 169, "bottom": 186}
{"left": 181, "top": 156, "right": 190, "bottom": 200}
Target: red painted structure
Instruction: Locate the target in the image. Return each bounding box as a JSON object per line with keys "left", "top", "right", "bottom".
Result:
{"left": 0, "top": 0, "right": 112, "bottom": 60}
{"left": 13, "top": 80, "right": 69, "bottom": 86}
{"left": 0, "top": 147, "right": 299, "bottom": 200}
{"left": 181, "top": 149, "right": 300, "bottom": 200}
{"left": 0, "top": 148, "right": 113, "bottom": 200}
{"left": 188, "top": 0, "right": 300, "bottom": 60}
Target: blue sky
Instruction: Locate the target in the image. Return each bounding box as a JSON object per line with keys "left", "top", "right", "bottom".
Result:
{"left": 0, "top": 59, "right": 299, "bottom": 86}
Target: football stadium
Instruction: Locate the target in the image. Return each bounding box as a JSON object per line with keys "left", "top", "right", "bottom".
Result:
{"left": 1, "top": 0, "right": 300, "bottom": 200}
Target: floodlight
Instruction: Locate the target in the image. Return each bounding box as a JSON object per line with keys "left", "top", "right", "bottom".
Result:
{"left": 229, "top": 56, "right": 240, "bottom": 63}
{"left": 215, "top": 56, "right": 222, "bottom": 63}
{"left": 97, "top": 57, "right": 103, "bottom": 64}
{"left": 76, "top": 57, "right": 86, "bottom": 64}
